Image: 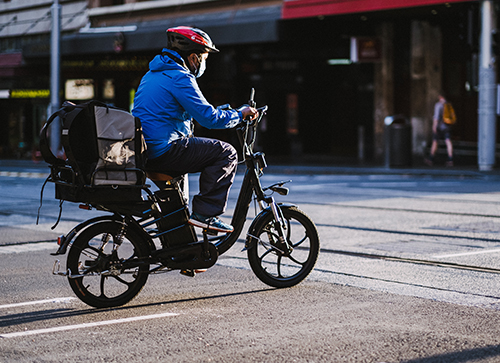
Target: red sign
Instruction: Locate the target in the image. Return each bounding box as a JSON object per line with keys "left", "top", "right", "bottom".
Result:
{"left": 351, "top": 37, "right": 381, "bottom": 63}
{"left": 282, "top": 0, "right": 476, "bottom": 20}
{"left": 0, "top": 52, "right": 22, "bottom": 67}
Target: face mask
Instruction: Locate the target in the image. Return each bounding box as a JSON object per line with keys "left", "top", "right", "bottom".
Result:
{"left": 195, "top": 55, "right": 206, "bottom": 78}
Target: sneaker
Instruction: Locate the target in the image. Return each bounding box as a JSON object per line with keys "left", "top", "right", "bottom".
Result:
{"left": 446, "top": 160, "right": 454, "bottom": 167}
{"left": 424, "top": 157, "right": 433, "bottom": 166}
{"left": 188, "top": 212, "right": 234, "bottom": 233}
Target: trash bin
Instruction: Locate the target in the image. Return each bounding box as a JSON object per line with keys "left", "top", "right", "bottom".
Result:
{"left": 384, "top": 115, "right": 412, "bottom": 168}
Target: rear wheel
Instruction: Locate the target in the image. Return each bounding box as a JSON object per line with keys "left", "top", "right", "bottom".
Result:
{"left": 67, "top": 221, "right": 150, "bottom": 308}
{"left": 247, "top": 206, "right": 319, "bottom": 288}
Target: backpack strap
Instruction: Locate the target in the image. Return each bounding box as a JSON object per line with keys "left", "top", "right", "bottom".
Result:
{"left": 134, "top": 116, "right": 147, "bottom": 185}
{"left": 39, "top": 108, "right": 67, "bottom": 166}
{"left": 59, "top": 103, "right": 90, "bottom": 185}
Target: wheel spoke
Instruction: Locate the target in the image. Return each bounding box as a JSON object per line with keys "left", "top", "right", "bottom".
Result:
{"left": 291, "top": 234, "right": 308, "bottom": 249}
{"left": 286, "top": 218, "right": 291, "bottom": 241}
{"left": 111, "top": 274, "right": 134, "bottom": 286}
{"left": 259, "top": 244, "right": 274, "bottom": 261}
{"left": 286, "top": 253, "right": 305, "bottom": 266}
{"left": 276, "top": 255, "right": 283, "bottom": 278}
{"left": 99, "top": 275, "right": 106, "bottom": 298}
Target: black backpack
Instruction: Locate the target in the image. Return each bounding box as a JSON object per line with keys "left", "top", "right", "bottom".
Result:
{"left": 40, "top": 100, "right": 147, "bottom": 204}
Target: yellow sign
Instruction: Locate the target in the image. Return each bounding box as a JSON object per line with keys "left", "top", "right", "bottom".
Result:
{"left": 10, "top": 89, "right": 50, "bottom": 98}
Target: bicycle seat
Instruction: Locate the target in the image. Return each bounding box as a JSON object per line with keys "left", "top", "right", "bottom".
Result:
{"left": 146, "top": 171, "right": 173, "bottom": 182}
{"left": 146, "top": 171, "right": 186, "bottom": 191}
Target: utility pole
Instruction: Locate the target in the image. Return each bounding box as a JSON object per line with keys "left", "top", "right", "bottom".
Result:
{"left": 478, "top": 0, "right": 497, "bottom": 171}
{"left": 50, "top": 0, "right": 61, "bottom": 154}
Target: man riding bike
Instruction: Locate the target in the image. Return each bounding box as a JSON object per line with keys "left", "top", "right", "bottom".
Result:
{"left": 133, "top": 26, "right": 257, "bottom": 233}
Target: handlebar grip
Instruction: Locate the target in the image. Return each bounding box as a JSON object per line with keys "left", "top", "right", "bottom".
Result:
{"left": 249, "top": 88, "right": 256, "bottom": 108}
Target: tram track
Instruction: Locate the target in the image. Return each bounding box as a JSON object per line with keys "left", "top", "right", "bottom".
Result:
{"left": 320, "top": 248, "right": 500, "bottom": 275}
{"left": 316, "top": 222, "right": 500, "bottom": 243}
{"left": 298, "top": 201, "right": 500, "bottom": 219}
{"left": 282, "top": 184, "right": 500, "bottom": 206}
{"left": 222, "top": 246, "right": 500, "bottom": 302}
{"left": 310, "top": 248, "right": 500, "bottom": 302}
{"left": 310, "top": 263, "right": 500, "bottom": 302}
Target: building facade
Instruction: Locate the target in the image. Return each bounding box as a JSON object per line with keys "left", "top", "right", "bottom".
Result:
{"left": 0, "top": 0, "right": 488, "bottom": 165}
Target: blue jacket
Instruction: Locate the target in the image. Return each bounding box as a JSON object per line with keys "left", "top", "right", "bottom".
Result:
{"left": 132, "top": 49, "right": 242, "bottom": 159}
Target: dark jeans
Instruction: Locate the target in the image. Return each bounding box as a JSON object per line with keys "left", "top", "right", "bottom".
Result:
{"left": 146, "top": 137, "right": 238, "bottom": 217}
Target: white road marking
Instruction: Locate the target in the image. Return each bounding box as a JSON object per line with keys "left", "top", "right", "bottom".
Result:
{"left": 0, "top": 171, "right": 47, "bottom": 179}
{"left": 0, "top": 311, "right": 179, "bottom": 338}
{"left": 0, "top": 297, "right": 76, "bottom": 310}
{"left": 0, "top": 242, "right": 55, "bottom": 254}
{"left": 432, "top": 248, "right": 500, "bottom": 259}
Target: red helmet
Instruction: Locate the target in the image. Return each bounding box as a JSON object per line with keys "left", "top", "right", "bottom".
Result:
{"left": 167, "top": 26, "right": 219, "bottom": 53}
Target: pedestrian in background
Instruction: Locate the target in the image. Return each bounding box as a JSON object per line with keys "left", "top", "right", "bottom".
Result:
{"left": 425, "top": 92, "right": 454, "bottom": 167}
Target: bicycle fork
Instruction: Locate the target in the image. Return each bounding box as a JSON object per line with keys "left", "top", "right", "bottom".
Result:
{"left": 258, "top": 196, "right": 293, "bottom": 255}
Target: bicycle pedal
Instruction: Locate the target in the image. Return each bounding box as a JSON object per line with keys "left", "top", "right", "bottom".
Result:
{"left": 180, "top": 269, "right": 208, "bottom": 277}
{"left": 203, "top": 229, "right": 218, "bottom": 236}
{"left": 180, "top": 269, "right": 196, "bottom": 277}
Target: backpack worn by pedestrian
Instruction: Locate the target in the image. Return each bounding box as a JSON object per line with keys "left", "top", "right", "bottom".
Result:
{"left": 443, "top": 102, "right": 456, "bottom": 125}
{"left": 39, "top": 100, "right": 147, "bottom": 204}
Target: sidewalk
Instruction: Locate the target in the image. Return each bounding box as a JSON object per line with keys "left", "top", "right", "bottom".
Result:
{"left": 1, "top": 158, "right": 499, "bottom": 180}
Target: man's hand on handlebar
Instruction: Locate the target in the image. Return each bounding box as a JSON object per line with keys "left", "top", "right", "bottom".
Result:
{"left": 238, "top": 106, "right": 259, "bottom": 121}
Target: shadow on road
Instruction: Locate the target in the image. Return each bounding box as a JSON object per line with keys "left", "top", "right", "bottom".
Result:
{"left": 0, "top": 287, "right": 274, "bottom": 329}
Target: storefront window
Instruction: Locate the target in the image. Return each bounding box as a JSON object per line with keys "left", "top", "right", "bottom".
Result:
{"left": 103, "top": 79, "right": 115, "bottom": 100}
{"left": 65, "top": 79, "right": 94, "bottom": 100}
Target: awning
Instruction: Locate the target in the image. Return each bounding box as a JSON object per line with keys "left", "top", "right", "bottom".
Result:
{"left": 282, "top": 0, "right": 477, "bottom": 20}
{"left": 23, "top": 5, "right": 282, "bottom": 58}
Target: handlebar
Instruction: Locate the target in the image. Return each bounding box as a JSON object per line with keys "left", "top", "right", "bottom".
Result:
{"left": 244, "top": 105, "right": 268, "bottom": 125}
{"left": 232, "top": 89, "right": 268, "bottom": 157}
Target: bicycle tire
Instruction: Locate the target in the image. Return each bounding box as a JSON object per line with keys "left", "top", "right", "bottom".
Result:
{"left": 247, "top": 206, "right": 319, "bottom": 288}
{"left": 67, "top": 221, "right": 150, "bottom": 308}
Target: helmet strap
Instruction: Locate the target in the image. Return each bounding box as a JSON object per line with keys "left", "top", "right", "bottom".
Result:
{"left": 187, "top": 53, "right": 200, "bottom": 76}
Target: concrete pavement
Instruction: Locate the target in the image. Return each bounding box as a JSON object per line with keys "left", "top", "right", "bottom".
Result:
{"left": 3, "top": 158, "right": 500, "bottom": 361}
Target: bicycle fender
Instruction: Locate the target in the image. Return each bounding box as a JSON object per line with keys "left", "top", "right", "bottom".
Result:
{"left": 51, "top": 215, "right": 118, "bottom": 256}
{"left": 51, "top": 215, "right": 154, "bottom": 255}
{"left": 244, "top": 203, "right": 296, "bottom": 250}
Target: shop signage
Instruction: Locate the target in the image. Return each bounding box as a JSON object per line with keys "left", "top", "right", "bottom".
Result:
{"left": 350, "top": 37, "right": 381, "bottom": 63}
{"left": 62, "top": 58, "right": 148, "bottom": 70}
{"left": 10, "top": 89, "right": 50, "bottom": 98}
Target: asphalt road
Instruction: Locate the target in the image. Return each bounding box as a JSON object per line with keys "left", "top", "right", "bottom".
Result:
{"left": 2, "top": 162, "right": 500, "bottom": 362}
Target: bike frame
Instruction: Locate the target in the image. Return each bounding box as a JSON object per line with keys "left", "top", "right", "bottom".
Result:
{"left": 53, "top": 100, "right": 293, "bottom": 271}
{"left": 212, "top": 113, "right": 291, "bottom": 255}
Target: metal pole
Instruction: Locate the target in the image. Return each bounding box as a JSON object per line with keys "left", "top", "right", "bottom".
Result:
{"left": 50, "top": 0, "right": 61, "bottom": 155}
{"left": 478, "top": 0, "right": 497, "bottom": 171}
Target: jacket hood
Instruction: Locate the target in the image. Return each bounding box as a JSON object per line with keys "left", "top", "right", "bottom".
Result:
{"left": 149, "top": 48, "right": 186, "bottom": 72}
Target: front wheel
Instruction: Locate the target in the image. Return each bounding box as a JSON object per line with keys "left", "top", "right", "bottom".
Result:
{"left": 67, "top": 221, "right": 150, "bottom": 308}
{"left": 247, "top": 206, "right": 319, "bottom": 288}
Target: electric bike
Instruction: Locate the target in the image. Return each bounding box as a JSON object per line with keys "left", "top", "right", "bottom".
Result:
{"left": 50, "top": 90, "right": 320, "bottom": 308}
